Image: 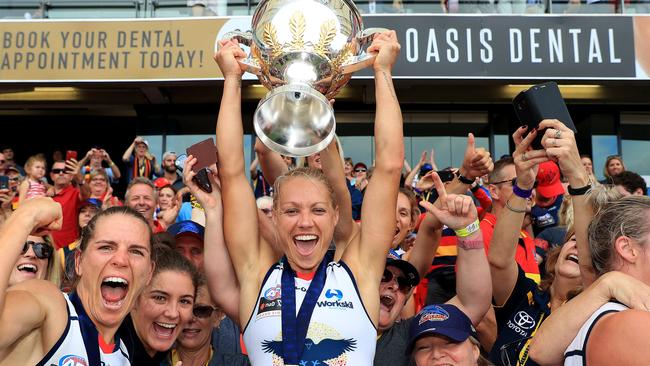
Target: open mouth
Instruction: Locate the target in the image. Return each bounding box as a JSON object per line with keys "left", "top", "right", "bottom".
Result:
{"left": 566, "top": 254, "right": 579, "bottom": 264}
{"left": 100, "top": 276, "right": 129, "bottom": 309}
{"left": 181, "top": 328, "right": 202, "bottom": 337}
{"left": 17, "top": 263, "right": 38, "bottom": 274}
{"left": 380, "top": 294, "right": 395, "bottom": 312}
{"left": 153, "top": 322, "right": 177, "bottom": 338}
{"left": 293, "top": 234, "right": 319, "bottom": 256}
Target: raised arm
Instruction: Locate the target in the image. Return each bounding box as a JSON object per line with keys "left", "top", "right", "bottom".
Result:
{"left": 102, "top": 150, "right": 121, "bottom": 180}
{"left": 346, "top": 31, "right": 404, "bottom": 274}
{"left": 184, "top": 157, "right": 241, "bottom": 323}
{"left": 0, "top": 198, "right": 62, "bottom": 350}
{"left": 403, "top": 151, "right": 426, "bottom": 189}
{"left": 254, "top": 138, "right": 289, "bottom": 186}
{"left": 489, "top": 128, "right": 548, "bottom": 306}
{"left": 214, "top": 40, "right": 273, "bottom": 316}
{"left": 122, "top": 137, "right": 138, "bottom": 163}
{"left": 320, "top": 139, "right": 355, "bottom": 248}
{"left": 529, "top": 271, "right": 650, "bottom": 365}
{"left": 539, "top": 119, "right": 595, "bottom": 286}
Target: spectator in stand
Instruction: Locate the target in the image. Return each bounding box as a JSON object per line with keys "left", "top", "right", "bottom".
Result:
{"left": 157, "top": 183, "right": 180, "bottom": 227}
{"left": 168, "top": 220, "right": 207, "bottom": 272}
{"left": 188, "top": 0, "right": 226, "bottom": 15}
{"left": 487, "top": 126, "right": 581, "bottom": 366}
{"left": 161, "top": 151, "right": 185, "bottom": 191}
{"left": 2, "top": 146, "right": 25, "bottom": 175}
{"left": 344, "top": 157, "right": 354, "bottom": 183}
{"left": 580, "top": 154, "right": 597, "bottom": 182}
{"left": 600, "top": 154, "right": 625, "bottom": 184}
{"left": 50, "top": 158, "right": 90, "bottom": 249}
{"left": 125, "top": 177, "right": 165, "bottom": 233}
{"left": 18, "top": 154, "right": 49, "bottom": 203}
{"left": 119, "top": 246, "right": 200, "bottom": 365}
{"left": 611, "top": 170, "right": 647, "bottom": 196}
{"left": 0, "top": 188, "right": 14, "bottom": 227}
{"left": 249, "top": 154, "right": 274, "bottom": 198}
{"left": 122, "top": 136, "right": 162, "bottom": 183}
{"left": 530, "top": 161, "right": 566, "bottom": 236}
{"left": 353, "top": 162, "right": 369, "bottom": 194}
{"left": 88, "top": 170, "right": 122, "bottom": 209}
{"left": 79, "top": 148, "right": 121, "bottom": 184}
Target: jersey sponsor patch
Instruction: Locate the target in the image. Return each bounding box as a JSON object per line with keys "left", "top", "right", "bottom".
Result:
{"left": 258, "top": 285, "right": 282, "bottom": 319}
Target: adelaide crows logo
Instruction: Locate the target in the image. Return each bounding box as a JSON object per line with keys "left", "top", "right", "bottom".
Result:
{"left": 262, "top": 322, "right": 357, "bottom": 365}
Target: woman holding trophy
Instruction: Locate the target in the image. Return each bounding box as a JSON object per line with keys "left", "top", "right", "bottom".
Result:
{"left": 214, "top": 25, "right": 403, "bottom": 366}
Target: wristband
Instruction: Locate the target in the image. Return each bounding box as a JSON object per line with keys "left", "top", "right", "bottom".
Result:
{"left": 456, "top": 171, "right": 475, "bottom": 185}
{"left": 454, "top": 219, "right": 480, "bottom": 238}
{"left": 568, "top": 182, "right": 591, "bottom": 196}
{"left": 512, "top": 178, "right": 533, "bottom": 199}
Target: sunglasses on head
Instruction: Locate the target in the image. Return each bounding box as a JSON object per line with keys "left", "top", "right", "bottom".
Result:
{"left": 491, "top": 177, "right": 538, "bottom": 188}
{"left": 22, "top": 241, "right": 53, "bottom": 259}
{"left": 193, "top": 305, "right": 218, "bottom": 318}
{"left": 381, "top": 269, "right": 412, "bottom": 293}
{"left": 51, "top": 168, "right": 66, "bottom": 174}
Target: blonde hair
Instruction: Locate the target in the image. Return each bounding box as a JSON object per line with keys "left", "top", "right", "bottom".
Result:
{"left": 41, "top": 235, "right": 61, "bottom": 288}
{"left": 25, "top": 154, "right": 47, "bottom": 172}
{"left": 272, "top": 167, "right": 337, "bottom": 211}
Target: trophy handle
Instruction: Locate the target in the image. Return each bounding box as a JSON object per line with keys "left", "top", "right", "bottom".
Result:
{"left": 341, "top": 27, "right": 389, "bottom": 74}
{"left": 220, "top": 30, "right": 262, "bottom": 75}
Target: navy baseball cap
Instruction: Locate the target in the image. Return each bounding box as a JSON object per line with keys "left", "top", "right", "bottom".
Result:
{"left": 167, "top": 220, "right": 205, "bottom": 240}
{"left": 407, "top": 304, "right": 477, "bottom": 354}
{"left": 419, "top": 163, "right": 433, "bottom": 175}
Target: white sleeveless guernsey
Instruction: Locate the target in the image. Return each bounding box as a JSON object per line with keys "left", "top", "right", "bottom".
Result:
{"left": 563, "top": 301, "right": 627, "bottom": 366}
{"left": 243, "top": 260, "right": 377, "bottom": 366}
{"left": 37, "top": 293, "right": 130, "bottom": 366}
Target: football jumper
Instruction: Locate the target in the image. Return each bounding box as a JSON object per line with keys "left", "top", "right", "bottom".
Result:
{"left": 243, "top": 260, "right": 376, "bottom": 366}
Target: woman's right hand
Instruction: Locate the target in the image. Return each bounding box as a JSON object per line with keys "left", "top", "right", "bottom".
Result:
{"left": 512, "top": 127, "right": 549, "bottom": 190}
{"left": 600, "top": 271, "right": 650, "bottom": 311}
{"left": 15, "top": 197, "right": 62, "bottom": 236}
{"left": 539, "top": 119, "right": 587, "bottom": 185}
{"left": 214, "top": 39, "right": 247, "bottom": 80}
{"left": 420, "top": 172, "right": 477, "bottom": 230}
{"left": 182, "top": 155, "right": 221, "bottom": 211}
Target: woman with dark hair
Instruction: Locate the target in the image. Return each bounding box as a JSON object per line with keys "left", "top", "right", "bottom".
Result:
{"left": 0, "top": 198, "right": 154, "bottom": 364}
{"left": 119, "top": 245, "right": 200, "bottom": 365}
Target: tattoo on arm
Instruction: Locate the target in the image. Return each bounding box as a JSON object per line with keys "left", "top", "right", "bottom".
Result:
{"left": 381, "top": 71, "right": 397, "bottom": 102}
{"left": 457, "top": 239, "right": 484, "bottom": 250}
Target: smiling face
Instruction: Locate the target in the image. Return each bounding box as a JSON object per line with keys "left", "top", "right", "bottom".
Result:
{"left": 412, "top": 335, "right": 479, "bottom": 366}
{"left": 132, "top": 270, "right": 195, "bottom": 355}
{"left": 177, "top": 285, "right": 221, "bottom": 352}
{"left": 158, "top": 187, "right": 175, "bottom": 211}
{"left": 9, "top": 235, "right": 51, "bottom": 286}
{"left": 89, "top": 174, "right": 108, "bottom": 197}
{"left": 581, "top": 157, "right": 594, "bottom": 175}
{"left": 273, "top": 176, "right": 338, "bottom": 272}
{"left": 607, "top": 158, "right": 624, "bottom": 176}
{"left": 555, "top": 235, "right": 581, "bottom": 279}
{"left": 393, "top": 192, "right": 415, "bottom": 249}
{"left": 75, "top": 213, "right": 153, "bottom": 333}
{"left": 344, "top": 161, "right": 353, "bottom": 177}
{"left": 378, "top": 266, "right": 411, "bottom": 331}
{"left": 127, "top": 183, "right": 156, "bottom": 222}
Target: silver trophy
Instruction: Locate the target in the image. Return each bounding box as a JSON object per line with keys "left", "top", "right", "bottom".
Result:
{"left": 222, "top": 0, "right": 386, "bottom": 157}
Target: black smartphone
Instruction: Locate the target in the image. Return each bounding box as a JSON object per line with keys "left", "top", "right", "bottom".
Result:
{"left": 512, "top": 82, "right": 577, "bottom": 149}
{"left": 0, "top": 176, "right": 8, "bottom": 190}
{"left": 186, "top": 138, "right": 218, "bottom": 193}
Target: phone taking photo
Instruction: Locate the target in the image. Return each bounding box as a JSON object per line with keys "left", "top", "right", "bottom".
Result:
{"left": 186, "top": 138, "right": 218, "bottom": 193}
{"left": 66, "top": 150, "right": 78, "bottom": 161}
{"left": 512, "top": 82, "right": 577, "bottom": 149}
{"left": 0, "top": 176, "right": 8, "bottom": 190}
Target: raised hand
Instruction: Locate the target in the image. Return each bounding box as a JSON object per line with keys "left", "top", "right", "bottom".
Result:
{"left": 183, "top": 155, "right": 221, "bottom": 211}
{"left": 538, "top": 119, "right": 586, "bottom": 183}
{"left": 214, "top": 39, "right": 248, "bottom": 79}
{"left": 460, "top": 133, "right": 493, "bottom": 180}
{"left": 16, "top": 197, "right": 63, "bottom": 236}
{"left": 512, "top": 127, "right": 549, "bottom": 190}
{"left": 420, "top": 172, "right": 477, "bottom": 230}
{"left": 368, "top": 30, "right": 400, "bottom": 73}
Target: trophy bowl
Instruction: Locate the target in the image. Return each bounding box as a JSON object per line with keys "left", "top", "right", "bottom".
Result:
{"left": 221, "top": 0, "right": 385, "bottom": 157}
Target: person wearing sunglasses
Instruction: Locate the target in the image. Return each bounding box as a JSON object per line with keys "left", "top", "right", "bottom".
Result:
{"left": 9, "top": 235, "right": 61, "bottom": 288}
{"left": 49, "top": 158, "right": 90, "bottom": 249}
{"left": 164, "top": 282, "right": 251, "bottom": 366}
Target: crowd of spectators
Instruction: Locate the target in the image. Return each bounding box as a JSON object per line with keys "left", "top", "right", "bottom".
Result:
{"left": 2, "top": 31, "right": 650, "bottom": 366}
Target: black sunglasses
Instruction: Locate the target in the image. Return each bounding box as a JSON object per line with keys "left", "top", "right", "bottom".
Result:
{"left": 193, "top": 305, "right": 218, "bottom": 319}
{"left": 22, "top": 241, "right": 53, "bottom": 259}
{"left": 491, "top": 177, "right": 538, "bottom": 188}
{"left": 355, "top": 168, "right": 367, "bottom": 173}
{"left": 51, "top": 168, "right": 66, "bottom": 174}
{"left": 381, "top": 269, "right": 412, "bottom": 293}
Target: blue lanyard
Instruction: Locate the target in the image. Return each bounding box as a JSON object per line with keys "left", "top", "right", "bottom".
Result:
{"left": 280, "top": 252, "right": 332, "bottom": 364}
{"left": 69, "top": 292, "right": 121, "bottom": 366}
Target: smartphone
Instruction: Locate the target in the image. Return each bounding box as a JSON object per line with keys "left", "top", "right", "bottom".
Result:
{"left": 0, "top": 176, "right": 8, "bottom": 190}
{"left": 512, "top": 82, "right": 577, "bottom": 149}
{"left": 186, "top": 138, "right": 218, "bottom": 193}
{"left": 66, "top": 150, "right": 78, "bottom": 161}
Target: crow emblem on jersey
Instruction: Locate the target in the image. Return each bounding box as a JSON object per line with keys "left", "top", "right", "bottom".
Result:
{"left": 262, "top": 338, "right": 357, "bottom": 365}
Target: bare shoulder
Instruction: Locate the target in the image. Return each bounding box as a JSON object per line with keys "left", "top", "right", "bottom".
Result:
{"left": 586, "top": 309, "right": 650, "bottom": 365}
{"left": 7, "top": 279, "right": 67, "bottom": 317}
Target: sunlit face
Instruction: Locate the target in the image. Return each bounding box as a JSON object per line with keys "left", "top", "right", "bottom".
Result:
{"left": 344, "top": 161, "right": 353, "bottom": 176}
{"left": 90, "top": 175, "right": 108, "bottom": 196}
{"left": 163, "top": 155, "right": 177, "bottom": 173}
{"left": 555, "top": 235, "right": 581, "bottom": 279}
{"left": 135, "top": 143, "right": 148, "bottom": 158}
{"left": 581, "top": 157, "right": 593, "bottom": 175}
{"left": 29, "top": 161, "right": 46, "bottom": 180}
{"left": 158, "top": 187, "right": 175, "bottom": 210}
{"left": 273, "top": 177, "right": 338, "bottom": 272}
{"left": 393, "top": 192, "right": 414, "bottom": 249}
{"left": 75, "top": 214, "right": 153, "bottom": 332}
{"left": 412, "top": 335, "right": 479, "bottom": 366}
{"left": 177, "top": 285, "right": 222, "bottom": 351}
{"left": 127, "top": 184, "right": 156, "bottom": 221}
{"left": 9, "top": 235, "right": 50, "bottom": 286}
{"left": 378, "top": 266, "right": 410, "bottom": 331}
{"left": 355, "top": 167, "right": 367, "bottom": 181}
{"left": 50, "top": 162, "right": 72, "bottom": 187}
{"left": 175, "top": 235, "right": 204, "bottom": 272}
{"left": 307, "top": 153, "right": 322, "bottom": 170}
{"left": 132, "top": 270, "right": 195, "bottom": 356}
{"left": 607, "top": 159, "right": 624, "bottom": 176}
{"left": 78, "top": 205, "right": 100, "bottom": 229}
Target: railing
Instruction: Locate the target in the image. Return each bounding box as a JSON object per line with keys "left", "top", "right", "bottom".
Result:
{"left": 0, "top": 0, "right": 646, "bottom": 19}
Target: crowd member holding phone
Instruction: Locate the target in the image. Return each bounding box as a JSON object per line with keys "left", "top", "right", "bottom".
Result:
{"left": 50, "top": 157, "right": 90, "bottom": 249}
{"left": 80, "top": 147, "right": 122, "bottom": 184}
